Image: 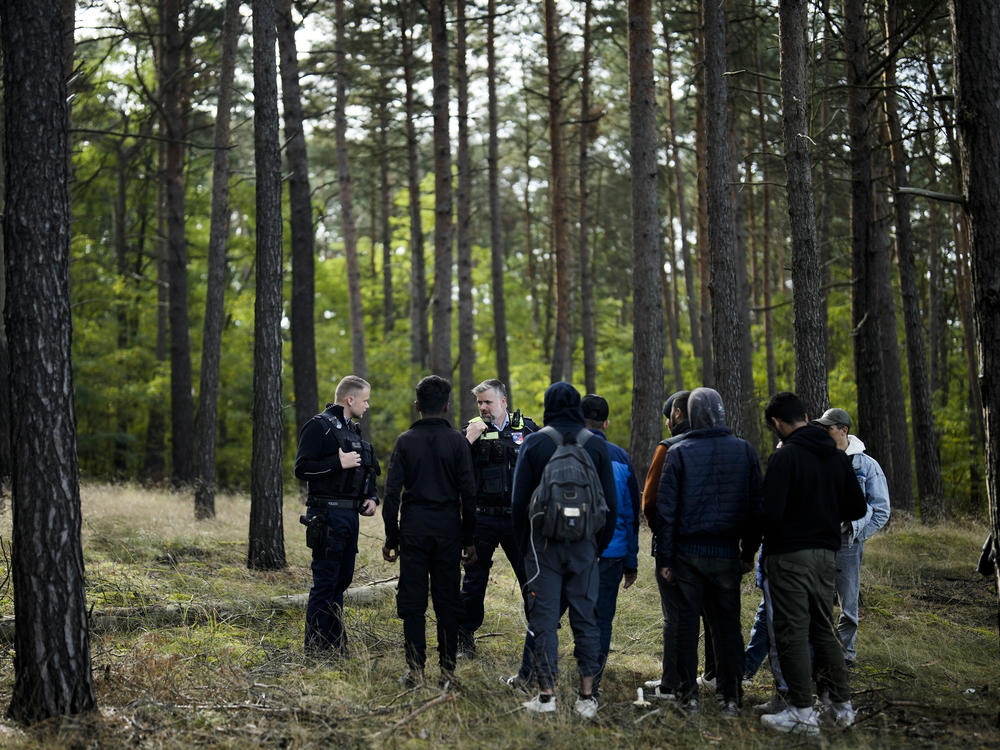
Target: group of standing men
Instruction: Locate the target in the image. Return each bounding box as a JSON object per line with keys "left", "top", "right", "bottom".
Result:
{"left": 294, "top": 375, "right": 889, "bottom": 734}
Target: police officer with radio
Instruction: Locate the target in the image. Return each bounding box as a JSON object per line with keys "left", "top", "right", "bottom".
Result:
{"left": 457, "top": 379, "right": 538, "bottom": 659}
{"left": 295, "top": 375, "right": 380, "bottom": 655}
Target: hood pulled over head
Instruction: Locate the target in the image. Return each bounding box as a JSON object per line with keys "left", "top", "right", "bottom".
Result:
{"left": 687, "top": 387, "right": 727, "bottom": 430}
{"left": 542, "top": 381, "right": 585, "bottom": 426}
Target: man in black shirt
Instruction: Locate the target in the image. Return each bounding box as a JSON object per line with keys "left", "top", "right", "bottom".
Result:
{"left": 382, "top": 376, "right": 478, "bottom": 687}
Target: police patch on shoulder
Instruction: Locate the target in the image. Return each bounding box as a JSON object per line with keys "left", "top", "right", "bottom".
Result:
{"left": 334, "top": 419, "right": 343, "bottom": 429}
{"left": 512, "top": 431, "right": 524, "bottom": 445}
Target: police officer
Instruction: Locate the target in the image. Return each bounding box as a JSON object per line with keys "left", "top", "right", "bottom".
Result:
{"left": 295, "top": 375, "right": 380, "bottom": 655}
{"left": 457, "top": 379, "right": 538, "bottom": 659}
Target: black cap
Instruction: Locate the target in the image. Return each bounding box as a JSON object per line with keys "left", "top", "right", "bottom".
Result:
{"left": 663, "top": 390, "right": 691, "bottom": 418}
{"left": 581, "top": 394, "right": 609, "bottom": 422}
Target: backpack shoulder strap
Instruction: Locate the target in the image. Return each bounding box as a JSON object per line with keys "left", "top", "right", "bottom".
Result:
{"left": 576, "top": 428, "right": 593, "bottom": 447}
{"left": 539, "top": 425, "right": 562, "bottom": 446}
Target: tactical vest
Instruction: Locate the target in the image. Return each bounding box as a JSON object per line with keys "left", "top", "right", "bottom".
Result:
{"left": 469, "top": 412, "right": 533, "bottom": 506}
{"left": 308, "top": 406, "right": 380, "bottom": 502}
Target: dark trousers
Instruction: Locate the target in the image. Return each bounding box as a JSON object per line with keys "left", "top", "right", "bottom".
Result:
{"left": 458, "top": 512, "right": 527, "bottom": 632}
{"left": 655, "top": 562, "right": 681, "bottom": 691}
{"left": 596, "top": 556, "right": 625, "bottom": 680}
{"left": 304, "top": 508, "right": 359, "bottom": 654}
{"left": 765, "top": 548, "right": 851, "bottom": 707}
{"left": 397, "top": 533, "right": 462, "bottom": 671}
{"left": 524, "top": 539, "right": 601, "bottom": 690}
{"left": 672, "top": 553, "right": 745, "bottom": 703}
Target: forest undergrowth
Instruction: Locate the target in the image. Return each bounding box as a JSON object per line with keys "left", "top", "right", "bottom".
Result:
{"left": 0, "top": 484, "right": 997, "bottom": 749}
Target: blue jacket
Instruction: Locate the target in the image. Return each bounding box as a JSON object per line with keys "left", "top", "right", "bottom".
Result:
{"left": 589, "top": 429, "right": 640, "bottom": 569}
{"left": 844, "top": 435, "right": 891, "bottom": 544}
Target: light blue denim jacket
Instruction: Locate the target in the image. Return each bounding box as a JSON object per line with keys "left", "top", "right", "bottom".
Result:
{"left": 845, "top": 435, "right": 891, "bottom": 544}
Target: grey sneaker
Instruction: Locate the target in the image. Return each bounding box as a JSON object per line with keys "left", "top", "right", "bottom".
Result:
{"left": 697, "top": 675, "right": 717, "bottom": 692}
{"left": 523, "top": 693, "right": 557, "bottom": 714}
{"left": 682, "top": 697, "right": 700, "bottom": 714}
{"left": 754, "top": 693, "right": 789, "bottom": 713}
{"left": 398, "top": 669, "right": 424, "bottom": 688}
{"left": 818, "top": 697, "right": 855, "bottom": 728}
{"left": 721, "top": 699, "right": 740, "bottom": 718}
{"left": 574, "top": 695, "right": 599, "bottom": 719}
{"left": 761, "top": 705, "right": 821, "bottom": 736}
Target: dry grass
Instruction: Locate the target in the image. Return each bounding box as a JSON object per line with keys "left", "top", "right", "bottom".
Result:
{"left": 0, "top": 485, "right": 997, "bottom": 748}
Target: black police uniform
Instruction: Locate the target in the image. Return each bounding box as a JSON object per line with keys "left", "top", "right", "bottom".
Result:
{"left": 457, "top": 410, "right": 537, "bottom": 653}
{"left": 294, "top": 403, "right": 379, "bottom": 654}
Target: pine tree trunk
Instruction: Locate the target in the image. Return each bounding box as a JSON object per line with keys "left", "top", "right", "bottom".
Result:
{"left": 277, "top": 0, "right": 318, "bottom": 436}
{"left": 883, "top": 0, "right": 944, "bottom": 522}
{"left": 400, "top": 0, "right": 428, "bottom": 369}
{"left": 428, "top": 0, "right": 453, "bottom": 379}
{"left": 377, "top": 4, "right": 394, "bottom": 337}
{"left": 194, "top": 0, "right": 240, "bottom": 521}
{"left": 844, "top": 0, "right": 892, "bottom": 484}
{"left": 486, "top": 0, "right": 511, "bottom": 394}
{"left": 628, "top": 0, "right": 665, "bottom": 477}
{"left": 703, "top": 0, "right": 744, "bottom": 436}
{"left": 580, "top": 0, "right": 597, "bottom": 395}
{"left": 755, "top": 0, "right": 777, "bottom": 399}
{"left": 779, "top": 0, "right": 828, "bottom": 419}
{"left": 1, "top": 0, "right": 98, "bottom": 720}
{"left": 950, "top": 0, "right": 1000, "bottom": 611}
{"left": 694, "top": 18, "right": 713, "bottom": 387}
{"left": 162, "top": 0, "right": 195, "bottom": 486}
{"left": 543, "top": 0, "right": 572, "bottom": 383}
{"left": 248, "top": 0, "right": 286, "bottom": 571}
{"left": 143, "top": 140, "right": 169, "bottom": 483}
{"left": 335, "top": 0, "right": 366, "bottom": 377}
{"left": 455, "top": 0, "right": 475, "bottom": 422}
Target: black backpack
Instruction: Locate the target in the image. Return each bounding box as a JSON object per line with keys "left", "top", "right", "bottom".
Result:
{"left": 528, "top": 426, "right": 607, "bottom": 542}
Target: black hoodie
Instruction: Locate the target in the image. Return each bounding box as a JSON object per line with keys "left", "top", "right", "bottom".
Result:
{"left": 762, "top": 423, "right": 867, "bottom": 555}
{"left": 510, "top": 382, "right": 618, "bottom": 553}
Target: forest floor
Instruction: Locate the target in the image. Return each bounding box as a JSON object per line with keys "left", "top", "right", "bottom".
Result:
{"left": 0, "top": 484, "right": 997, "bottom": 749}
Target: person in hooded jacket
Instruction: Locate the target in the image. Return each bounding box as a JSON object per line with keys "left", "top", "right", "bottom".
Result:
{"left": 759, "top": 392, "right": 866, "bottom": 736}
{"left": 510, "top": 382, "right": 618, "bottom": 719}
{"left": 655, "top": 387, "right": 763, "bottom": 716}
{"left": 812, "top": 407, "right": 890, "bottom": 665}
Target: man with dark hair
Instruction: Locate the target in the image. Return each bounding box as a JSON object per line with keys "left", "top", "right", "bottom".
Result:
{"left": 641, "top": 390, "right": 690, "bottom": 699}
{"left": 458, "top": 378, "right": 538, "bottom": 661}
{"left": 580, "top": 394, "right": 640, "bottom": 692}
{"left": 758, "top": 392, "right": 866, "bottom": 735}
{"left": 655, "top": 387, "right": 763, "bottom": 717}
{"left": 511, "top": 382, "right": 617, "bottom": 719}
{"left": 382, "top": 376, "right": 478, "bottom": 688}
{"left": 296, "top": 375, "right": 379, "bottom": 655}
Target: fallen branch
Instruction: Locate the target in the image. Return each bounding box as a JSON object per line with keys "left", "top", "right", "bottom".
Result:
{"left": 373, "top": 692, "right": 455, "bottom": 738}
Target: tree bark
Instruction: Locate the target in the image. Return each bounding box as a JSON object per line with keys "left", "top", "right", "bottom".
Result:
{"left": 428, "top": 0, "right": 453, "bottom": 379}
{"left": 703, "top": 0, "right": 744, "bottom": 435}
{"left": 400, "top": 0, "right": 428, "bottom": 370}
{"left": 628, "top": 0, "right": 665, "bottom": 478}
{"left": 579, "top": 0, "right": 597, "bottom": 395}
{"left": 950, "top": 0, "right": 1000, "bottom": 618}
{"left": 335, "top": 0, "right": 366, "bottom": 377}
{"left": 1, "top": 0, "right": 98, "bottom": 720}
{"left": 694, "top": 18, "right": 713, "bottom": 387}
{"left": 486, "top": 0, "right": 511, "bottom": 393}
{"left": 755, "top": 0, "right": 777, "bottom": 399}
{"left": 194, "top": 0, "right": 241, "bottom": 521}
{"left": 377, "top": 2, "right": 394, "bottom": 337}
{"left": 883, "top": 0, "right": 944, "bottom": 522}
{"left": 844, "top": 0, "right": 892, "bottom": 483}
{"left": 277, "top": 0, "right": 319, "bottom": 436}
{"left": 544, "top": 0, "right": 572, "bottom": 383}
{"left": 162, "top": 0, "right": 195, "bottom": 486}
{"left": 779, "top": 0, "right": 828, "bottom": 419}
{"left": 456, "top": 0, "right": 475, "bottom": 423}
{"left": 143, "top": 139, "right": 169, "bottom": 484}
{"left": 248, "top": 0, "right": 286, "bottom": 571}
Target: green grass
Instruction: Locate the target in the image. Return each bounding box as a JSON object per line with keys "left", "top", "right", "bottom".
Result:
{"left": 0, "top": 485, "right": 997, "bottom": 748}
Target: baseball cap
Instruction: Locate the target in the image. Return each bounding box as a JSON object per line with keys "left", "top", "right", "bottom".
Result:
{"left": 581, "top": 394, "right": 609, "bottom": 422}
{"left": 813, "top": 407, "right": 852, "bottom": 428}
{"left": 663, "top": 390, "right": 691, "bottom": 418}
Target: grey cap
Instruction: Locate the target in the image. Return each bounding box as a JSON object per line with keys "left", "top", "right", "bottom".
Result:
{"left": 813, "top": 407, "right": 852, "bottom": 429}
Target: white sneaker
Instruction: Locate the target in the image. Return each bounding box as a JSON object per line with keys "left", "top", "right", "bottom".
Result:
{"left": 697, "top": 675, "right": 717, "bottom": 692}
{"left": 761, "top": 705, "right": 821, "bottom": 736}
{"left": 642, "top": 678, "right": 677, "bottom": 700}
{"left": 523, "top": 694, "right": 556, "bottom": 714}
{"left": 574, "top": 695, "right": 598, "bottom": 719}
{"left": 830, "top": 701, "right": 855, "bottom": 727}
